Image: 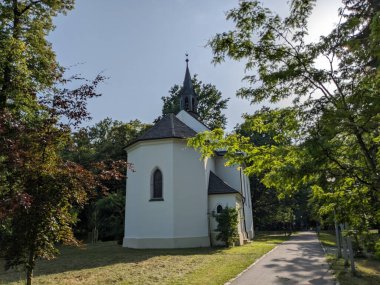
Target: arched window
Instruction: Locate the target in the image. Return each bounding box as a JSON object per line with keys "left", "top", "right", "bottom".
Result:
{"left": 192, "top": 98, "right": 196, "bottom": 111}
{"left": 184, "top": 97, "right": 189, "bottom": 110}
{"left": 152, "top": 169, "right": 163, "bottom": 199}
{"left": 216, "top": 205, "right": 223, "bottom": 214}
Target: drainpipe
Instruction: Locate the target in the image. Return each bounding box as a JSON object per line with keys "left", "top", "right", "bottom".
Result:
{"left": 240, "top": 169, "right": 249, "bottom": 240}
{"left": 207, "top": 211, "right": 213, "bottom": 247}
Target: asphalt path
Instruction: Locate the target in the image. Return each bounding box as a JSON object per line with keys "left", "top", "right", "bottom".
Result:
{"left": 229, "top": 231, "right": 335, "bottom": 285}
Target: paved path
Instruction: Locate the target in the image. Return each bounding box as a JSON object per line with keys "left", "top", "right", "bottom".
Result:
{"left": 229, "top": 231, "right": 335, "bottom": 285}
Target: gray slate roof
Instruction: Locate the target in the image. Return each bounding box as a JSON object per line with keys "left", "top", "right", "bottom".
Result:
{"left": 208, "top": 171, "right": 240, "bottom": 195}
{"left": 127, "top": 114, "right": 197, "bottom": 147}
{"left": 187, "top": 111, "right": 210, "bottom": 130}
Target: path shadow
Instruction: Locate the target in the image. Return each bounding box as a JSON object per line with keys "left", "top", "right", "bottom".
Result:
{"left": 259, "top": 232, "right": 333, "bottom": 285}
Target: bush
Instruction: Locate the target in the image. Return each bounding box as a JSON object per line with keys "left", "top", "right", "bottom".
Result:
{"left": 95, "top": 192, "right": 125, "bottom": 242}
{"left": 215, "top": 207, "right": 239, "bottom": 247}
{"left": 375, "top": 240, "right": 380, "bottom": 260}
{"left": 361, "top": 231, "right": 379, "bottom": 253}
{"left": 0, "top": 221, "right": 12, "bottom": 257}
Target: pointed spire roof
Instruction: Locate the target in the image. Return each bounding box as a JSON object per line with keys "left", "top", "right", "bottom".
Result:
{"left": 179, "top": 54, "right": 198, "bottom": 113}
{"left": 183, "top": 57, "right": 194, "bottom": 92}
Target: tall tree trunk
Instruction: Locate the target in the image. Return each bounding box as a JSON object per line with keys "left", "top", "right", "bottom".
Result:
{"left": 340, "top": 224, "right": 349, "bottom": 267}
{"left": 334, "top": 212, "right": 342, "bottom": 258}
{"left": 26, "top": 249, "right": 35, "bottom": 285}
{"left": 0, "top": 0, "right": 22, "bottom": 111}
{"left": 26, "top": 267, "right": 33, "bottom": 285}
{"left": 345, "top": 223, "right": 357, "bottom": 275}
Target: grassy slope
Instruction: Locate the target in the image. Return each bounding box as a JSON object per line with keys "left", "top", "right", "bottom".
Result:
{"left": 0, "top": 234, "right": 288, "bottom": 285}
{"left": 319, "top": 231, "right": 337, "bottom": 247}
{"left": 318, "top": 231, "right": 380, "bottom": 285}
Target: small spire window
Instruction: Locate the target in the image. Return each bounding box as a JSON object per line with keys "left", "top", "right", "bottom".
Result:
{"left": 184, "top": 97, "right": 189, "bottom": 110}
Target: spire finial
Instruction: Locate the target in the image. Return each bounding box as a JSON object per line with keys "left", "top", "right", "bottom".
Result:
{"left": 185, "top": 53, "right": 189, "bottom": 64}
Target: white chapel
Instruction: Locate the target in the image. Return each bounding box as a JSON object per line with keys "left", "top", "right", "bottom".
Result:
{"left": 123, "top": 60, "right": 254, "bottom": 248}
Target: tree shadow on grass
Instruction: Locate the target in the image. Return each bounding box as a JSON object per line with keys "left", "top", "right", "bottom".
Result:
{"left": 357, "top": 258, "right": 380, "bottom": 273}
{"left": 0, "top": 234, "right": 290, "bottom": 283}
{"left": 331, "top": 257, "right": 380, "bottom": 285}
{"left": 0, "top": 242, "right": 225, "bottom": 283}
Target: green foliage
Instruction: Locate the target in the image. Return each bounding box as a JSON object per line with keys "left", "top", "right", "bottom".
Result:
{"left": 0, "top": 2, "right": 113, "bottom": 284}
{"left": 63, "top": 118, "right": 149, "bottom": 242}
{"left": 189, "top": 108, "right": 307, "bottom": 197}
{"left": 94, "top": 192, "right": 125, "bottom": 243}
{"left": 65, "top": 118, "right": 150, "bottom": 165}
{"left": 274, "top": 206, "right": 295, "bottom": 234}
{"left": 375, "top": 240, "right": 380, "bottom": 260}
{"left": 190, "top": 0, "right": 380, "bottom": 241}
{"left": 161, "top": 74, "right": 229, "bottom": 129}
{"left": 236, "top": 114, "right": 313, "bottom": 231}
{"left": 215, "top": 207, "right": 239, "bottom": 247}
{"left": 0, "top": 107, "right": 99, "bottom": 284}
{"left": 0, "top": 0, "right": 75, "bottom": 111}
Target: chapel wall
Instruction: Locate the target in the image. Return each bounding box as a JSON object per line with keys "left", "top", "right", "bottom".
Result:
{"left": 214, "top": 157, "right": 241, "bottom": 191}
{"left": 172, "top": 141, "right": 210, "bottom": 242}
{"left": 208, "top": 194, "right": 244, "bottom": 245}
{"left": 124, "top": 141, "right": 175, "bottom": 240}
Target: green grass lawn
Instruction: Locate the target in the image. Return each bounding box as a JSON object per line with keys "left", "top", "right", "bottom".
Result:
{"left": 318, "top": 231, "right": 380, "bottom": 285}
{"left": 0, "top": 233, "right": 289, "bottom": 285}
{"left": 319, "top": 231, "right": 338, "bottom": 247}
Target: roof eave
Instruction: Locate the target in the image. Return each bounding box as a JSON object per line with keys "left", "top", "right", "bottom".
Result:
{"left": 124, "top": 136, "right": 189, "bottom": 151}
{"left": 208, "top": 191, "right": 240, "bottom": 195}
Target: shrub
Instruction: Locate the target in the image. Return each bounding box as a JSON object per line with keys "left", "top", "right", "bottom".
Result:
{"left": 375, "top": 240, "right": 380, "bottom": 260}
{"left": 96, "top": 192, "right": 125, "bottom": 242}
{"left": 215, "top": 206, "right": 239, "bottom": 247}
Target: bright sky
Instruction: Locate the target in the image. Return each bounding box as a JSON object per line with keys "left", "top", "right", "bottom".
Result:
{"left": 49, "top": 0, "right": 342, "bottom": 130}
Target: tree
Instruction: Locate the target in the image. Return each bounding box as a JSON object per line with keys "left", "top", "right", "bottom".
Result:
{"left": 161, "top": 75, "right": 229, "bottom": 129}
{"left": 0, "top": 0, "right": 74, "bottom": 111}
{"left": 63, "top": 118, "right": 150, "bottom": 241}
{"left": 0, "top": 1, "right": 124, "bottom": 284}
{"left": 65, "top": 118, "right": 150, "bottom": 165}
{"left": 236, "top": 109, "right": 313, "bottom": 232}
{"left": 190, "top": 107, "right": 305, "bottom": 197}
{"left": 208, "top": 0, "right": 379, "bottom": 193}
{"left": 0, "top": 75, "right": 109, "bottom": 285}
{"left": 189, "top": 0, "right": 380, "bottom": 273}
{"left": 274, "top": 206, "right": 295, "bottom": 236}
{"left": 94, "top": 191, "right": 125, "bottom": 243}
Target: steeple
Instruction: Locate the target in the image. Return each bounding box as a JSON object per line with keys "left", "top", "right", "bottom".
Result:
{"left": 179, "top": 54, "right": 198, "bottom": 114}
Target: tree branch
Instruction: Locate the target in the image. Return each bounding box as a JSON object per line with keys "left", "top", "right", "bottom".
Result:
{"left": 20, "top": 0, "right": 43, "bottom": 15}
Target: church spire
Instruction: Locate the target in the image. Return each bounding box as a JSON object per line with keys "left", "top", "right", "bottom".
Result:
{"left": 179, "top": 54, "right": 198, "bottom": 114}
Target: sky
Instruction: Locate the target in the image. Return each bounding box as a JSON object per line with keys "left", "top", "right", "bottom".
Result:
{"left": 49, "top": 0, "right": 342, "bottom": 130}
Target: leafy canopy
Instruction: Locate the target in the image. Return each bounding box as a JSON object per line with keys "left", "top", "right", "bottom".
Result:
{"left": 0, "top": 0, "right": 75, "bottom": 111}
{"left": 190, "top": 0, "right": 380, "bottom": 233}
{"left": 0, "top": 1, "right": 113, "bottom": 284}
